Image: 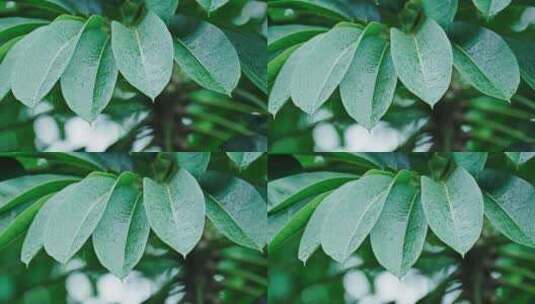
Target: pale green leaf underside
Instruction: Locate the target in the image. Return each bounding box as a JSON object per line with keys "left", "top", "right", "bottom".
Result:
{"left": 93, "top": 172, "right": 150, "bottom": 278}
{"left": 195, "top": 0, "right": 229, "bottom": 12}
{"left": 44, "top": 172, "right": 116, "bottom": 263}
{"left": 452, "top": 152, "right": 488, "bottom": 176}
{"left": 291, "top": 25, "right": 362, "bottom": 114}
{"left": 321, "top": 173, "right": 394, "bottom": 263}
{"left": 268, "top": 24, "right": 327, "bottom": 51}
{"left": 143, "top": 169, "right": 205, "bottom": 256}
{"left": 472, "top": 0, "right": 511, "bottom": 17}
{"left": 111, "top": 12, "right": 174, "bottom": 100}
{"left": 481, "top": 173, "right": 535, "bottom": 247}
{"left": 204, "top": 176, "right": 267, "bottom": 251}
{"left": 12, "top": 19, "right": 84, "bottom": 107}
{"left": 21, "top": 194, "right": 60, "bottom": 265}
{"left": 268, "top": 34, "right": 324, "bottom": 116}
{"left": 421, "top": 167, "right": 483, "bottom": 255}
{"left": 340, "top": 22, "right": 397, "bottom": 129}
{"left": 61, "top": 16, "right": 118, "bottom": 122}
{"left": 175, "top": 152, "right": 211, "bottom": 178}
{"left": 390, "top": 18, "right": 452, "bottom": 107}
{"left": 174, "top": 22, "right": 241, "bottom": 96}
{"left": 370, "top": 171, "right": 426, "bottom": 277}
{"left": 450, "top": 23, "right": 519, "bottom": 101}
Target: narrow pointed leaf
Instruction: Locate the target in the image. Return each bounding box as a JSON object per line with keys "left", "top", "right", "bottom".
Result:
{"left": 479, "top": 172, "right": 535, "bottom": 247}
{"left": 0, "top": 195, "right": 50, "bottom": 251}
{"left": 268, "top": 24, "right": 327, "bottom": 51}
{"left": 450, "top": 23, "right": 519, "bottom": 101}
{"left": 505, "top": 152, "right": 535, "bottom": 165}
{"left": 472, "top": 0, "right": 511, "bottom": 17}
{"left": 270, "top": 192, "right": 330, "bottom": 252}
{"left": 174, "top": 22, "right": 240, "bottom": 96}
{"left": 291, "top": 25, "right": 361, "bottom": 114}
{"left": 0, "top": 174, "right": 79, "bottom": 213}
{"left": 422, "top": 0, "right": 458, "bottom": 28}
{"left": 321, "top": 173, "right": 394, "bottom": 263}
{"left": 226, "top": 152, "right": 263, "bottom": 169}
{"left": 61, "top": 16, "right": 118, "bottom": 122}
{"left": 370, "top": 171, "right": 427, "bottom": 277}
{"left": 93, "top": 172, "right": 149, "bottom": 278}
{"left": 390, "top": 18, "right": 452, "bottom": 107}
{"left": 452, "top": 152, "right": 488, "bottom": 176}
{"left": 111, "top": 12, "right": 174, "bottom": 100}
{"left": 421, "top": 167, "right": 483, "bottom": 255}
{"left": 340, "top": 23, "right": 397, "bottom": 128}
{"left": 203, "top": 173, "right": 267, "bottom": 251}
{"left": 12, "top": 19, "right": 84, "bottom": 107}
{"left": 195, "top": 0, "right": 229, "bottom": 12}
{"left": 298, "top": 191, "right": 341, "bottom": 263}
{"left": 268, "top": 34, "right": 324, "bottom": 116}
{"left": 268, "top": 171, "right": 357, "bottom": 213}
{"left": 0, "top": 17, "right": 48, "bottom": 44}
{"left": 21, "top": 194, "right": 61, "bottom": 265}
{"left": 145, "top": 0, "right": 179, "bottom": 23}
{"left": 44, "top": 172, "right": 116, "bottom": 263}
{"left": 143, "top": 169, "right": 205, "bottom": 256}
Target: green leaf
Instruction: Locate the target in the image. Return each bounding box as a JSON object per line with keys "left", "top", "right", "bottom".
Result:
{"left": 268, "top": 171, "right": 357, "bottom": 213}
{"left": 61, "top": 16, "right": 118, "bottom": 122}
{"left": 145, "top": 0, "right": 179, "bottom": 23}
{"left": 452, "top": 152, "right": 488, "bottom": 176}
{"left": 174, "top": 22, "right": 241, "bottom": 96}
{"left": 21, "top": 194, "right": 61, "bottom": 265}
{"left": 143, "top": 169, "right": 205, "bottom": 256}
{"left": 298, "top": 190, "right": 339, "bottom": 263}
{"left": 506, "top": 38, "right": 535, "bottom": 90}
{"left": 203, "top": 174, "right": 267, "bottom": 251}
{"left": 14, "top": 0, "right": 76, "bottom": 14}
{"left": 93, "top": 172, "right": 149, "bottom": 278}
{"left": 0, "top": 17, "right": 48, "bottom": 44}
{"left": 505, "top": 152, "right": 535, "bottom": 165}
{"left": 195, "top": 0, "right": 229, "bottom": 12}
{"left": 226, "top": 152, "right": 263, "bottom": 169}
{"left": 268, "top": 44, "right": 300, "bottom": 86}
{"left": 268, "top": 34, "right": 324, "bottom": 116}
{"left": 44, "top": 172, "right": 116, "bottom": 263}
{"left": 269, "top": 0, "right": 353, "bottom": 21}
{"left": 175, "top": 152, "right": 211, "bottom": 178}
{"left": 370, "top": 171, "right": 426, "bottom": 277}
{"left": 268, "top": 24, "right": 327, "bottom": 52}
{"left": 422, "top": 0, "right": 458, "bottom": 28}
{"left": 0, "top": 174, "right": 79, "bottom": 213}
{"left": 225, "top": 30, "right": 267, "bottom": 94}
{"left": 321, "top": 173, "right": 394, "bottom": 263}
{"left": 111, "top": 12, "right": 174, "bottom": 100}
{"left": 472, "top": 0, "right": 511, "bottom": 17}
{"left": 269, "top": 192, "right": 330, "bottom": 252}
{"left": 0, "top": 194, "right": 50, "bottom": 251}
{"left": 421, "top": 166, "right": 483, "bottom": 255}
{"left": 450, "top": 23, "right": 519, "bottom": 101}
{"left": 340, "top": 23, "right": 397, "bottom": 129}
{"left": 0, "top": 30, "right": 46, "bottom": 101}
{"left": 291, "top": 25, "right": 362, "bottom": 114}
{"left": 480, "top": 172, "right": 535, "bottom": 247}
{"left": 11, "top": 19, "right": 84, "bottom": 107}
{"left": 390, "top": 18, "right": 452, "bottom": 107}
